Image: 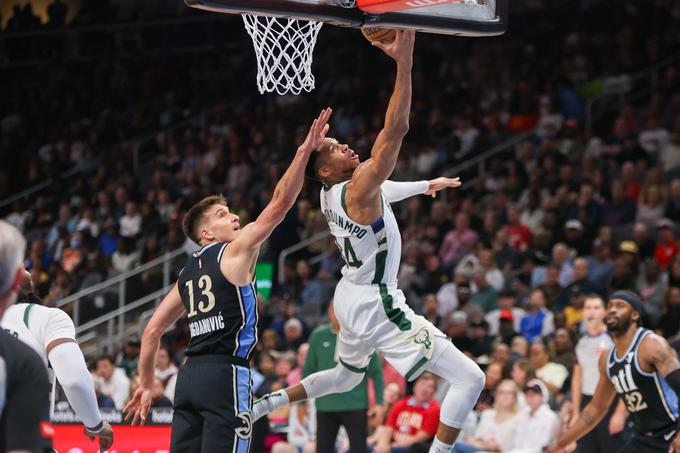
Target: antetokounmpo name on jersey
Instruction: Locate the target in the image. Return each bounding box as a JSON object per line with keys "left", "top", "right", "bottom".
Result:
{"left": 323, "top": 209, "right": 368, "bottom": 238}
{"left": 189, "top": 312, "right": 226, "bottom": 337}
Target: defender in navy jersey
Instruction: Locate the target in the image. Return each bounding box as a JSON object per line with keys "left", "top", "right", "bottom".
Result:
{"left": 124, "top": 107, "right": 332, "bottom": 453}
{"left": 548, "top": 291, "right": 680, "bottom": 453}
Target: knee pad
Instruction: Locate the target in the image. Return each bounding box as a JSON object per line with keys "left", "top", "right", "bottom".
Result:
{"left": 465, "top": 359, "right": 486, "bottom": 394}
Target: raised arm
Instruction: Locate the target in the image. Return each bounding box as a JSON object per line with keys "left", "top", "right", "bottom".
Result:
{"left": 229, "top": 108, "right": 331, "bottom": 253}
{"left": 349, "top": 30, "right": 415, "bottom": 203}
{"left": 125, "top": 283, "right": 186, "bottom": 425}
{"left": 381, "top": 177, "right": 462, "bottom": 203}
{"left": 546, "top": 351, "right": 617, "bottom": 452}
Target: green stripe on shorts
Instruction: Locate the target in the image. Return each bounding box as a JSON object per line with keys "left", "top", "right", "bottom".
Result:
{"left": 379, "top": 284, "right": 411, "bottom": 331}
{"left": 340, "top": 358, "right": 368, "bottom": 374}
{"left": 405, "top": 357, "right": 428, "bottom": 381}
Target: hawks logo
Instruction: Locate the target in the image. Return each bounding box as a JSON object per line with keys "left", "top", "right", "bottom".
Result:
{"left": 414, "top": 328, "right": 432, "bottom": 350}
{"left": 235, "top": 412, "right": 252, "bottom": 439}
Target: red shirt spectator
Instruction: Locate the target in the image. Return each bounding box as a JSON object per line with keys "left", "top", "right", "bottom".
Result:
{"left": 503, "top": 206, "right": 532, "bottom": 251}
{"left": 655, "top": 219, "right": 679, "bottom": 270}
{"left": 378, "top": 373, "right": 440, "bottom": 450}
{"left": 386, "top": 397, "right": 440, "bottom": 440}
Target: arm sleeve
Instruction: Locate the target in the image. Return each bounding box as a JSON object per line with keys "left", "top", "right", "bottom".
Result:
{"left": 5, "top": 346, "right": 52, "bottom": 452}
{"left": 44, "top": 308, "right": 76, "bottom": 345}
{"left": 48, "top": 341, "right": 102, "bottom": 428}
{"left": 368, "top": 353, "right": 384, "bottom": 405}
{"left": 381, "top": 180, "right": 429, "bottom": 203}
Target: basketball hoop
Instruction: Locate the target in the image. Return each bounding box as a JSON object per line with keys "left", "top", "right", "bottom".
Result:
{"left": 242, "top": 14, "right": 323, "bottom": 96}
{"left": 186, "top": 0, "right": 508, "bottom": 95}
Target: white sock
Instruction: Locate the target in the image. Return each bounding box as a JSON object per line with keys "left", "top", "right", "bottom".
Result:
{"left": 428, "top": 437, "right": 454, "bottom": 453}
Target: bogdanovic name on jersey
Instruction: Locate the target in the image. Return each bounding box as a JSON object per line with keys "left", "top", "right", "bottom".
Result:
{"left": 189, "top": 312, "right": 226, "bottom": 338}
{"left": 323, "top": 208, "right": 368, "bottom": 238}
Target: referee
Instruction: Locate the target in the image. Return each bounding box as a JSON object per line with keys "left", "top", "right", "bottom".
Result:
{"left": 0, "top": 220, "right": 53, "bottom": 453}
{"left": 125, "top": 108, "right": 332, "bottom": 452}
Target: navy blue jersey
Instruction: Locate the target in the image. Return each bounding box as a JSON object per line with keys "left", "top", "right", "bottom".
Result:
{"left": 606, "top": 328, "right": 679, "bottom": 437}
{"left": 178, "top": 242, "right": 258, "bottom": 360}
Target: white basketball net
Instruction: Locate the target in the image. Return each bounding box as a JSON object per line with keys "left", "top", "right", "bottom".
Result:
{"left": 242, "top": 15, "right": 323, "bottom": 95}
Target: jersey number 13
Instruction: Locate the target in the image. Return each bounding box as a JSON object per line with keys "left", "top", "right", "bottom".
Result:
{"left": 185, "top": 275, "right": 216, "bottom": 318}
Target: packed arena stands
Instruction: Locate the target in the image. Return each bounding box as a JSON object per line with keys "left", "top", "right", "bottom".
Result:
{"left": 2, "top": 0, "right": 680, "bottom": 451}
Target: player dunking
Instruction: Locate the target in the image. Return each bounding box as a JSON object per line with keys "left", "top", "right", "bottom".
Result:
{"left": 547, "top": 290, "right": 680, "bottom": 453}
{"left": 252, "top": 30, "right": 485, "bottom": 453}
{"left": 123, "top": 107, "right": 332, "bottom": 453}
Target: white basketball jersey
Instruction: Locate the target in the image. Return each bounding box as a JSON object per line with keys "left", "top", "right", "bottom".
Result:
{"left": 1, "top": 303, "right": 76, "bottom": 367}
{"left": 320, "top": 181, "right": 401, "bottom": 285}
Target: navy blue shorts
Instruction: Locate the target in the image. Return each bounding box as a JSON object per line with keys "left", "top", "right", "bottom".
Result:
{"left": 170, "top": 355, "right": 253, "bottom": 453}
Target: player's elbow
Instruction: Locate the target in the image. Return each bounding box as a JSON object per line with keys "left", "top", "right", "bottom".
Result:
{"left": 387, "top": 122, "right": 409, "bottom": 138}
{"left": 142, "top": 323, "right": 164, "bottom": 343}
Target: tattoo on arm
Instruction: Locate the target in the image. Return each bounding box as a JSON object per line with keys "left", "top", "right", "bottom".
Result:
{"left": 652, "top": 346, "right": 671, "bottom": 367}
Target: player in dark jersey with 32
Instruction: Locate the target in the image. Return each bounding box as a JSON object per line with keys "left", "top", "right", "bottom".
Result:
{"left": 124, "top": 107, "right": 332, "bottom": 453}
{"left": 547, "top": 290, "right": 680, "bottom": 453}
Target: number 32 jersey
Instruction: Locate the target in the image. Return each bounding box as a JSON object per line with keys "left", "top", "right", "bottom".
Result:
{"left": 606, "top": 327, "right": 679, "bottom": 437}
{"left": 321, "top": 181, "right": 401, "bottom": 286}
{"left": 178, "top": 242, "right": 258, "bottom": 360}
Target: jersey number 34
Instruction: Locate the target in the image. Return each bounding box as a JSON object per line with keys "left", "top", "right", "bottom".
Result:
{"left": 338, "top": 238, "right": 363, "bottom": 268}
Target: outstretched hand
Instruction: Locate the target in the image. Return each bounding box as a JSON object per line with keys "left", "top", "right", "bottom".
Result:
{"left": 298, "top": 107, "right": 332, "bottom": 154}
{"left": 123, "top": 386, "right": 153, "bottom": 426}
{"left": 425, "top": 177, "right": 462, "bottom": 198}
{"left": 372, "top": 29, "right": 415, "bottom": 64}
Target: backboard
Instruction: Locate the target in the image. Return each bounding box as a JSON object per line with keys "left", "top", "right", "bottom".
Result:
{"left": 185, "top": 0, "right": 507, "bottom": 36}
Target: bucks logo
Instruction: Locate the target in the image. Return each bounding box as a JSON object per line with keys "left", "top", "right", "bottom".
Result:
{"left": 235, "top": 412, "right": 252, "bottom": 439}
{"left": 414, "top": 328, "right": 432, "bottom": 350}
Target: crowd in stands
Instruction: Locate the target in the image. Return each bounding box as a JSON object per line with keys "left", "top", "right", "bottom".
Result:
{"left": 3, "top": 0, "right": 680, "bottom": 451}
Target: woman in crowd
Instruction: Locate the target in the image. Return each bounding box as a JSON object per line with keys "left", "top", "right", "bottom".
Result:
{"left": 466, "top": 379, "right": 522, "bottom": 451}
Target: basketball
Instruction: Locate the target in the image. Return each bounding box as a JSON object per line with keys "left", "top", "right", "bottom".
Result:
{"left": 361, "top": 27, "right": 396, "bottom": 45}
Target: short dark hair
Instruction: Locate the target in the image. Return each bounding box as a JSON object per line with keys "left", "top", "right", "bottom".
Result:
{"left": 498, "top": 290, "right": 516, "bottom": 300}
{"left": 182, "top": 194, "right": 227, "bottom": 244}
{"left": 583, "top": 293, "right": 605, "bottom": 307}
{"left": 95, "top": 354, "right": 115, "bottom": 366}
{"left": 305, "top": 151, "right": 323, "bottom": 181}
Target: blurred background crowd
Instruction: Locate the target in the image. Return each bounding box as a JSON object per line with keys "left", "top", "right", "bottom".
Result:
{"left": 2, "top": 0, "right": 680, "bottom": 451}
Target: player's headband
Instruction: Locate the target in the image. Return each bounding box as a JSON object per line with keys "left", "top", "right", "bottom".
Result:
{"left": 609, "top": 290, "right": 644, "bottom": 314}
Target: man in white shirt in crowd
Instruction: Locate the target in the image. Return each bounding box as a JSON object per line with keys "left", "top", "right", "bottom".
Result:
{"left": 93, "top": 354, "right": 131, "bottom": 410}
{"left": 1, "top": 270, "right": 114, "bottom": 450}
{"left": 485, "top": 290, "right": 525, "bottom": 336}
{"left": 506, "top": 379, "right": 560, "bottom": 453}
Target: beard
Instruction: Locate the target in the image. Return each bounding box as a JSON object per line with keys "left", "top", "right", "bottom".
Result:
{"left": 605, "top": 313, "right": 633, "bottom": 335}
